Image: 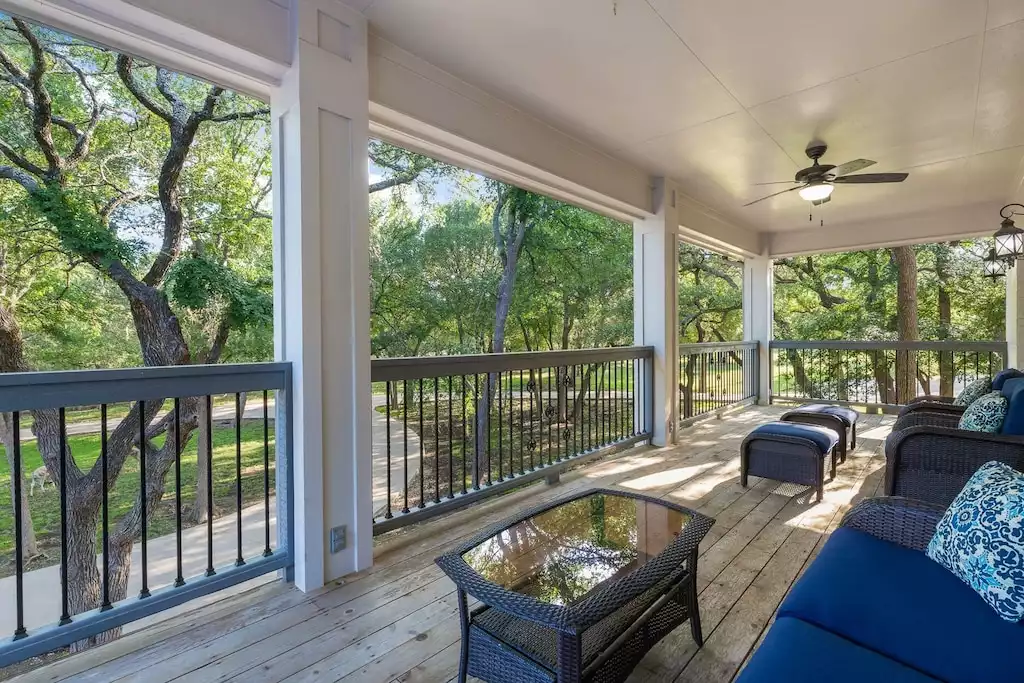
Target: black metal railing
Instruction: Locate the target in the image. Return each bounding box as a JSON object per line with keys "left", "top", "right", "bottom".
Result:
{"left": 371, "top": 347, "right": 654, "bottom": 534}
{"left": 0, "top": 363, "right": 291, "bottom": 666}
{"left": 678, "top": 341, "right": 759, "bottom": 423}
{"left": 770, "top": 341, "right": 1007, "bottom": 408}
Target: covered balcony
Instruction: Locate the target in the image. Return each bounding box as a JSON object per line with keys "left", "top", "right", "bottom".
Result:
{"left": 1, "top": 1, "right": 1023, "bottom": 682}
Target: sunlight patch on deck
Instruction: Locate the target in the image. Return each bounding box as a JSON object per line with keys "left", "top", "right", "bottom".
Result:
{"left": 616, "top": 462, "right": 718, "bottom": 491}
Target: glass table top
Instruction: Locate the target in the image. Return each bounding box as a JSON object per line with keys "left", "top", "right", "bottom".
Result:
{"left": 461, "top": 492, "right": 693, "bottom": 605}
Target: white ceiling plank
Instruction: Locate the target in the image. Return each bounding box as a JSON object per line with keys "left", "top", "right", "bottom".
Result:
{"left": 975, "top": 19, "right": 1024, "bottom": 154}
{"left": 366, "top": 0, "right": 738, "bottom": 152}
{"left": 649, "top": 0, "right": 987, "bottom": 107}
{"left": 986, "top": 1, "right": 1024, "bottom": 30}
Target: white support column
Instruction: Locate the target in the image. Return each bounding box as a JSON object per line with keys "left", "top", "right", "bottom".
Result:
{"left": 1007, "top": 266, "right": 1024, "bottom": 369}
{"left": 634, "top": 178, "right": 679, "bottom": 446}
{"left": 743, "top": 256, "right": 774, "bottom": 403}
{"left": 272, "top": 0, "right": 372, "bottom": 591}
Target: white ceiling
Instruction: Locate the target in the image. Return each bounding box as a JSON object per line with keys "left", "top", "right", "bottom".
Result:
{"left": 364, "top": 0, "right": 1024, "bottom": 233}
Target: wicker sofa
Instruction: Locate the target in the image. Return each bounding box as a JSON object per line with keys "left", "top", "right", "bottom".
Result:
{"left": 886, "top": 376, "right": 1024, "bottom": 507}
{"left": 737, "top": 497, "right": 1023, "bottom": 683}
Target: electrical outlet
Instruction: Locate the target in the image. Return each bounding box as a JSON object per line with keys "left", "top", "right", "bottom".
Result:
{"left": 330, "top": 525, "right": 347, "bottom": 554}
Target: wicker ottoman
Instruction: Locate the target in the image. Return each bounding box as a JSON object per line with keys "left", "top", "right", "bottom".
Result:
{"left": 740, "top": 422, "right": 839, "bottom": 503}
{"left": 781, "top": 403, "right": 859, "bottom": 463}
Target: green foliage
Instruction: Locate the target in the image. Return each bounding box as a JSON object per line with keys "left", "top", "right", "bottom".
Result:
{"left": 166, "top": 254, "right": 271, "bottom": 330}
{"left": 773, "top": 243, "right": 1004, "bottom": 341}
{"left": 678, "top": 244, "right": 742, "bottom": 342}
{"left": 28, "top": 186, "right": 141, "bottom": 266}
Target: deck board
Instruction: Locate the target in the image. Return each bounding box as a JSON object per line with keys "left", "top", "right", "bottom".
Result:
{"left": 14, "top": 406, "right": 894, "bottom": 683}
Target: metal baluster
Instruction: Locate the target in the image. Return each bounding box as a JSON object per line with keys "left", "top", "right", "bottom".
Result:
{"left": 263, "top": 389, "right": 272, "bottom": 557}
{"left": 486, "top": 374, "right": 493, "bottom": 484}
{"left": 418, "top": 378, "right": 425, "bottom": 508}
{"left": 528, "top": 370, "right": 535, "bottom": 470}
{"left": 497, "top": 372, "right": 504, "bottom": 481}
{"left": 174, "top": 399, "right": 184, "bottom": 586}
{"left": 433, "top": 378, "right": 440, "bottom": 503}
{"left": 461, "top": 376, "right": 468, "bottom": 494}
{"left": 447, "top": 376, "right": 454, "bottom": 499}
{"left": 403, "top": 379, "right": 410, "bottom": 511}
{"left": 139, "top": 400, "right": 150, "bottom": 598}
{"left": 59, "top": 407, "right": 71, "bottom": 625}
{"left": 385, "top": 382, "right": 393, "bottom": 518}
{"left": 518, "top": 369, "right": 525, "bottom": 473}
{"left": 101, "top": 406, "right": 111, "bottom": 610}
{"left": 235, "top": 393, "right": 245, "bottom": 567}
{"left": 205, "top": 394, "right": 215, "bottom": 577}
{"left": 12, "top": 411, "right": 26, "bottom": 638}
{"left": 508, "top": 370, "right": 515, "bottom": 475}
{"left": 474, "top": 374, "right": 482, "bottom": 490}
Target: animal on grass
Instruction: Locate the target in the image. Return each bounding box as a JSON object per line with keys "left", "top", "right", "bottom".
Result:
{"left": 29, "top": 465, "right": 52, "bottom": 496}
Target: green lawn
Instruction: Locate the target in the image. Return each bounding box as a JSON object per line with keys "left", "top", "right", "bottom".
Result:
{"left": 0, "top": 422, "right": 275, "bottom": 577}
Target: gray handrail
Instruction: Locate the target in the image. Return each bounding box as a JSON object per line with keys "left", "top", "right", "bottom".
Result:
{"left": 0, "top": 362, "right": 291, "bottom": 412}
{"left": 371, "top": 346, "right": 654, "bottom": 382}
{"left": 679, "top": 341, "right": 757, "bottom": 353}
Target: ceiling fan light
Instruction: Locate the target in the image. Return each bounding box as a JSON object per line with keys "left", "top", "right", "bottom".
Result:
{"left": 993, "top": 217, "right": 1024, "bottom": 261}
{"left": 798, "top": 183, "right": 834, "bottom": 202}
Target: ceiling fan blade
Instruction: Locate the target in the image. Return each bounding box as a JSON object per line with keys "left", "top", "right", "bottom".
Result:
{"left": 833, "top": 172, "right": 909, "bottom": 184}
{"left": 811, "top": 195, "right": 831, "bottom": 206}
{"left": 754, "top": 180, "right": 798, "bottom": 186}
{"left": 829, "top": 158, "right": 876, "bottom": 177}
{"left": 743, "top": 185, "right": 802, "bottom": 206}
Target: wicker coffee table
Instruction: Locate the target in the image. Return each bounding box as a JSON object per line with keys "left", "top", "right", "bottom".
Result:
{"left": 435, "top": 488, "right": 714, "bottom": 683}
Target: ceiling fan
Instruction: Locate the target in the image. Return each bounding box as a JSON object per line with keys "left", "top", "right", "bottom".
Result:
{"left": 745, "top": 142, "right": 909, "bottom": 207}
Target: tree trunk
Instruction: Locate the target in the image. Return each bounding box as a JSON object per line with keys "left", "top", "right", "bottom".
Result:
{"left": 893, "top": 246, "right": 920, "bottom": 404}
{"left": 0, "top": 413, "right": 38, "bottom": 561}
{"left": 0, "top": 304, "right": 38, "bottom": 560}
{"left": 191, "top": 397, "right": 211, "bottom": 524}
{"left": 936, "top": 243, "right": 953, "bottom": 396}
{"left": 473, "top": 195, "right": 530, "bottom": 484}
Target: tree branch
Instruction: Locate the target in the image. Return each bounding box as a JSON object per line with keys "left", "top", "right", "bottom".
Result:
{"left": 116, "top": 55, "right": 171, "bottom": 122}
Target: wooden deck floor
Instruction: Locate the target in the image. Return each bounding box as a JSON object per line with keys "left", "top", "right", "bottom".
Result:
{"left": 18, "top": 406, "right": 896, "bottom": 683}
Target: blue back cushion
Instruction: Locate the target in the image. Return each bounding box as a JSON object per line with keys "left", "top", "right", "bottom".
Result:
{"left": 778, "top": 527, "right": 1024, "bottom": 683}
{"left": 748, "top": 421, "right": 838, "bottom": 453}
{"left": 1000, "top": 378, "right": 1024, "bottom": 435}
{"left": 993, "top": 368, "right": 1024, "bottom": 391}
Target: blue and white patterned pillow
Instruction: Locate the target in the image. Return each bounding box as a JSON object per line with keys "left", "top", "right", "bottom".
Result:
{"left": 953, "top": 377, "right": 992, "bottom": 406}
{"left": 958, "top": 391, "right": 1007, "bottom": 433}
{"left": 927, "top": 461, "right": 1024, "bottom": 622}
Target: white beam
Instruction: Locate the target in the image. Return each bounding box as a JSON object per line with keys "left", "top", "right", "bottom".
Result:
{"left": 634, "top": 179, "right": 679, "bottom": 446}
{"left": 677, "top": 193, "right": 762, "bottom": 259}
{"left": 272, "top": 0, "right": 372, "bottom": 590}
{"left": 368, "top": 34, "right": 652, "bottom": 221}
{"left": 0, "top": 0, "right": 289, "bottom": 98}
{"left": 768, "top": 203, "right": 994, "bottom": 258}
{"left": 743, "top": 257, "right": 773, "bottom": 403}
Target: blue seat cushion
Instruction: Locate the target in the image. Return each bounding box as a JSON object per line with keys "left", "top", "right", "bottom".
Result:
{"left": 999, "top": 377, "right": 1024, "bottom": 435}
{"left": 789, "top": 403, "right": 859, "bottom": 425}
{"left": 736, "top": 617, "right": 940, "bottom": 683}
{"left": 993, "top": 368, "right": 1024, "bottom": 391}
{"left": 778, "top": 527, "right": 1024, "bottom": 683}
{"left": 747, "top": 422, "right": 838, "bottom": 453}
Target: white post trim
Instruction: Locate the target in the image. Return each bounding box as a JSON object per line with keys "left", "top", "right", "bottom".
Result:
{"left": 1007, "top": 266, "right": 1022, "bottom": 369}
{"left": 634, "top": 178, "right": 679, "bottom": 446}
{"left": 272, "top": 0, "right": 372, "bottom": 591}
{"left": 743, "top": 256, "right": 773, "bottom": 404}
